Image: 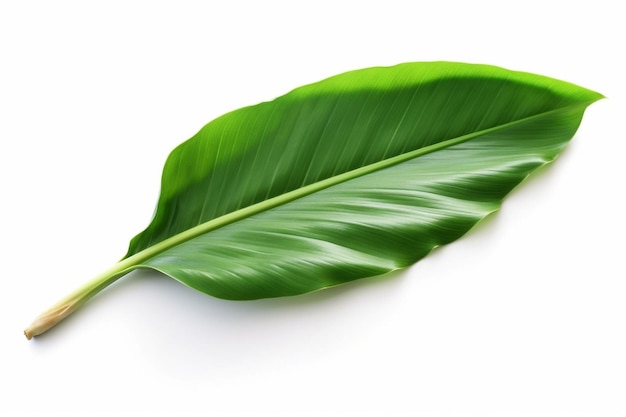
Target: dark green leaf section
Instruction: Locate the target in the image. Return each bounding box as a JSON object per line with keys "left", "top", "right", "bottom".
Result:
{"left": 126, "top": 62, "right": 600, "bottom": 257}
{"left": 123, "top": 62, "right": 601, "bottom": 300}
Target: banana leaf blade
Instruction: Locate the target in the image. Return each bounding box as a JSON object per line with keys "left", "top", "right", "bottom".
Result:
{"left": 124, "top": 63, "right": 601, "bottom": 299}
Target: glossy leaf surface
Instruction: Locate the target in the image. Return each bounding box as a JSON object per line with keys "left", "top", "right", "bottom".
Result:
{"left": 121, "top": 62, "right": 601, "bottom": 299}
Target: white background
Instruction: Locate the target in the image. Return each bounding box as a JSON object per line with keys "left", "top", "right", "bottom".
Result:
{"left": 1, "top": 1, "right": 624, "bottom": 416}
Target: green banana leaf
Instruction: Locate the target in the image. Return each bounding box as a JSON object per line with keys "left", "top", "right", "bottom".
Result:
{"left": 24, "top": 61, "right": 602, "bottom": 338}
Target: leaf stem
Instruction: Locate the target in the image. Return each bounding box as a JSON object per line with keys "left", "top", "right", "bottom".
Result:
{"left": 24, "top": 222, "right": 195, "bottom": 339}
{"left": 24, "top": 260, "right": 135, "bottom": 340}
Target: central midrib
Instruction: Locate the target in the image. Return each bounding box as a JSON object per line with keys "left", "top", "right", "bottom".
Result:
{"left": 122, "top": 103, "right": 585, "bottom": 269}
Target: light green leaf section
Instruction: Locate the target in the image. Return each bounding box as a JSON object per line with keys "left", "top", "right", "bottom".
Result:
{"left": 123, "top": 62, "right": 601, "bottom": 299}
